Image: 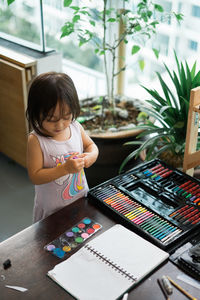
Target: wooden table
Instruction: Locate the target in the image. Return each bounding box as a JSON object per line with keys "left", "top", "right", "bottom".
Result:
{"left": 0, "top": 197, "right": 199, "bottom": 300}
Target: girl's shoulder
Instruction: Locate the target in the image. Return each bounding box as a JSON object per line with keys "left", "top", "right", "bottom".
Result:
{"left": 27, "top": 131, "right": 41, "bottom": 148}
{"left": 28, "top": 130, "right": 38, "bottom": 140}
{"left": 28, "top": 130, "right": 41, "bottom": 142}
{"left": 28, "top": 130, "right": 47, "bottom": 147}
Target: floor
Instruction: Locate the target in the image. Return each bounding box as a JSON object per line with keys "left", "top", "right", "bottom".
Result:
{"left": 0, "top": 153, "right": 34, "bottom": 242}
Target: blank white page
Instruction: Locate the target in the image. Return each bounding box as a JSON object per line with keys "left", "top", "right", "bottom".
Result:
{"left": 47, "top": 224, "right": 169, "bottom": 300}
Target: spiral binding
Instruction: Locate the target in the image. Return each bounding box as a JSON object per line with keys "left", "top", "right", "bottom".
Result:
{"left": 84, "top": 244, "right": 137, "bottom": 282}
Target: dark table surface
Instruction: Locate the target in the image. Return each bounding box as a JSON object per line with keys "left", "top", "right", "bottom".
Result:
{"left": 0, "top": 197, "right": 199, "bottom": 300}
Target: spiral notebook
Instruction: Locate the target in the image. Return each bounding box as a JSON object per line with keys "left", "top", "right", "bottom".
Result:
{"left": 47, "top": 224, "right": 169, "bottom": 300}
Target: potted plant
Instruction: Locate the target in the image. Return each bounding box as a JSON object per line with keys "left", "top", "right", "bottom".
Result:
{"left": 60, "top": 0, "right": 182, "bottom": 185}
{"left": 119, "top": 51, "right": 200, "bottom": 174}
{"left": 61, "top": 0, "right": 182, "bottom": 135}
{"left": 5, "top": 1, "right": 183, "bottom": 185}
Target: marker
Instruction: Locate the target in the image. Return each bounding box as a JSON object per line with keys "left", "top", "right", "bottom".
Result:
{"left": 169, "top": 205, "right": 189, "bottom": 217}
{"left": 178, "top": 209, "right": 199, "bottom": 222}
{"left": 190, "top": 196, "right": 197, "bottom": 202}
{"left": 162, "top": 170, "right": 172, "bottom": 177}
{"left": 182, "top": 212, "right": 200, "bottom": 225}
{"left": 173, "top": 186, "right": 181, "bottom": 192}
{"left": 146, "top": 166, "right": 164, "bottom": 176}
{"left": 192, "top": 217, "right": 200, "bottom": 224}
{"left": 193, "top": 198, "right": 200, "bottom": 204}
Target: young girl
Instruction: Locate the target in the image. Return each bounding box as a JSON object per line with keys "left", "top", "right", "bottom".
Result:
{"left": 26, "top": 72, "right": 99, "bottom": 223}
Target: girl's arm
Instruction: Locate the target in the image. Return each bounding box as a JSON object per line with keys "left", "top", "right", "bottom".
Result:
{"left": 79, "top": 124, "right": 99, "bottom": 168}
{"left": 27, "top": 134, "right": 84, "bottom": 185}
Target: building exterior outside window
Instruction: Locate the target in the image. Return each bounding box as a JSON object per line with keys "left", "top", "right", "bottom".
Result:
{"left": 191, "top": 5, "right": 200, "bottom": 18}
{"left": 189, "top": 40, "right": 198, "bottom": 51}
{"left": 1, "top": 0, "right": 200, "bottom": 99}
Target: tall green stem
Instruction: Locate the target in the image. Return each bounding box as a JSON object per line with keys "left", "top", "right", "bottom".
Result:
{"left": 111, "top": 48, "right": 116, "bottom": 112}
{"left": 103, "top": 0, "right": 110, "bottom": 102}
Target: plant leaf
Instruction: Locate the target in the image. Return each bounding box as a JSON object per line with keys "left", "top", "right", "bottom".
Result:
{"left": 139, "top": 60, "right": 145, "bottom": 71}
{"left": 60, "top": 23, "right": 74, "bottom": 38}
{"left": 154, "top": 4, "right": 164, "bottom": 12}
{"left": 64, "top": 0, "right": 73, "bottom": 7}
{"left": 73, "top": 15, "right": 80, "bottom": 23}
{"left": 7, "top": 0, "right": 15, "bottom": 4}
{"left": 107, "top": 18, "right": 116, "bottom": 22}
{"left": 131, "top": 45, "right": 140, "bottom": 55}
{"left": 152, "top": 48, "right": 159, "bottom": 59}
{"left": 89, "top": 20, "right": 95, "bottom": 26}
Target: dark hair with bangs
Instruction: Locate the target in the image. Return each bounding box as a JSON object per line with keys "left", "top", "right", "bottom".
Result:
{"left": 26, "top": 72, "right": 80, "bottom": 137}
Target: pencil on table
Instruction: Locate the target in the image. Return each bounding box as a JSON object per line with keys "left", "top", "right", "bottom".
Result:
{"left": 167, "top": 276, "right": 197, "bottom": 300}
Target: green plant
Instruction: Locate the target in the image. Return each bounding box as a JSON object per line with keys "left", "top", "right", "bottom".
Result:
{"left": 61, "top": 0, "right": 182, "bottom": 117}
{"left": 119, "top": 51, "right": 200, "bottom": 172}
{"left": 5, "top": 0, "right": 182, "bottom": 133}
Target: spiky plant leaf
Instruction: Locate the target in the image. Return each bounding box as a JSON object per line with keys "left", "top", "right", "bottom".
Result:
{"left": 120, "top": 51, "right": 200, "bottom": 172}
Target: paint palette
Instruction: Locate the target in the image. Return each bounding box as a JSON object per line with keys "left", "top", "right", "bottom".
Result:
{"left": 44, "top": 217, "right": 102, "bottom": 258}
{"left": 88, "top": 159, "right": 200, "bottom": 252}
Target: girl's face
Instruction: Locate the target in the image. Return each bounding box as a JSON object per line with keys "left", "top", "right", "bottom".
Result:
{"left": 42, "top": 102, "right": 72, "bottom": 138}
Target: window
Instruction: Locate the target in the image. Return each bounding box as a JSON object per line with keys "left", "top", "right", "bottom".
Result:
{"left": 189, "top": 40, "right": 198, "bottom": 51}
{"left": 0, "top": 0, "right": 45, "bottom": 52}
{"left": 2, "top": 0, "right": 200, "bottom": 100}
{"left": 0, "top": 0, "right": 102, "bottom": 72}
{"left": 191, "top": 5, "right": 200, "bottom": 18}
{"left": 43, "top": 1, "right": 103, "bottom": 72}
{"left": 152, "top": 34, "right": 169, "bottom": 56}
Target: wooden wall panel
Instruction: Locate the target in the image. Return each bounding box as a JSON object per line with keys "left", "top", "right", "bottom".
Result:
{"left": 0, "top": 59, "right": 29, "bottom": 167}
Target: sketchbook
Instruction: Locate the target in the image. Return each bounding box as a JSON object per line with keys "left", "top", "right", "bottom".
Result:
{"left": 47, "top": 224, "right": 169, "bottom": 300}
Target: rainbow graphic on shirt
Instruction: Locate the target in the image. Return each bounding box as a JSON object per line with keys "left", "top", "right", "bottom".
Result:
{"left": 51, "top": 152, "right": 85, "bottom": 200}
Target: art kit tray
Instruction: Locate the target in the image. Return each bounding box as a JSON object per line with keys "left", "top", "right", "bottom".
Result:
{"left": 88, "top": 159, "right": 200, "bottom": 252}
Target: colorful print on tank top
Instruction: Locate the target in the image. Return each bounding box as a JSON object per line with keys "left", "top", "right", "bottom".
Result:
{"left": 51, "top": 152, "right": 85, "bottom": 200}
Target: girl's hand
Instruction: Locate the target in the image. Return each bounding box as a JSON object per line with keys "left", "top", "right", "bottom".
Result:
{"left": 78, "top": 153, "right": 95, "bottom": 168}
{"left": 63, "top": 154, "right": 84, "bottom": 174}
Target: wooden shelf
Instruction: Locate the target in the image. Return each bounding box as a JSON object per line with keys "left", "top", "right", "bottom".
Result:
{"left": 183, "top": 87, "right": 200, "bottom": 175}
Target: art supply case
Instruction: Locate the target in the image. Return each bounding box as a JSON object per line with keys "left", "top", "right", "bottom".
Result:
{"left": 88, "top": 159, "right": 200, "bottom": 252}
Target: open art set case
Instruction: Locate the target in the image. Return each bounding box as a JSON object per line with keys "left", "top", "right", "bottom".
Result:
{"left": 88, "top": 159, "right": 200, "bottom": 280}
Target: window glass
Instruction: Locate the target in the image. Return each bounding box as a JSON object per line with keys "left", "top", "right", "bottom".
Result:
{"left": 191, "top": 5, "right": 200, "bottom": 18}
{"left": 2, "top": 1, "right": 200, "bottom": 100}
{"left": 125, "top": 1, "right": 200, "bottom": 98}
{"left": 0, "top": 0, "right": 44, "bottom": 51}
{"left": 188, "top": 40, "right": 198, "bottom": 51}
{"left": 43, "top": 0, "right": 103, "bottom": 72}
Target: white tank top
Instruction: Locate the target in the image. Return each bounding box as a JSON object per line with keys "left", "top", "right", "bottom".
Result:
{"left": 31, "top": 120, "right": 89, "bottom": 222}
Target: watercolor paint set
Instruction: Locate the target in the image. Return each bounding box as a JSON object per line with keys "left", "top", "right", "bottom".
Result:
{"left": 88, "top": 159, "right": 200, "bottom": 252}
{"left": 44, "top": 217, "right": 102, "bottom": 258}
